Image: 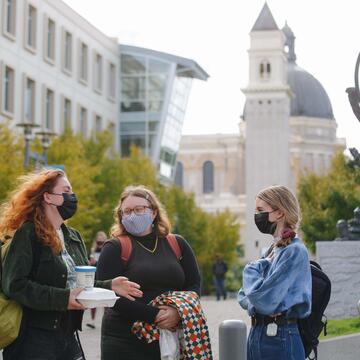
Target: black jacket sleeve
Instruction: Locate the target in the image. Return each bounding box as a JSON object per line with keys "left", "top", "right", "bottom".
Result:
{"left": 176, "top": 235, "right": 201, "bottom": 296}
{"left": 96, "top": 240, "right": 159, "bottom": 323}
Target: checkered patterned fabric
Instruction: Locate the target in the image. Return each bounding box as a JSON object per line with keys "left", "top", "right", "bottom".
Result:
{"left": 132, "top": 291, "right": 213, "bottom": 359}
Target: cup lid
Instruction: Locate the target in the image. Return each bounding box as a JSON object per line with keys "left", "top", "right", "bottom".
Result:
{"left": 75, "top": 266, "right": 96, "bottom": 272}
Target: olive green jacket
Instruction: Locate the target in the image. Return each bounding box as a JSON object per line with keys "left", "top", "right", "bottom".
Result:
{"left": 2, "top": 221, "right": 111, "bottom": 331}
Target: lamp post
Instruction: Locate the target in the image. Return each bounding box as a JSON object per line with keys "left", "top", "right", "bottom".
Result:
{"left": 346, "top": 52, "right": 360, "bottom": 166}
{"left": 16, "top": 123, "right": 56, "bottom": 169}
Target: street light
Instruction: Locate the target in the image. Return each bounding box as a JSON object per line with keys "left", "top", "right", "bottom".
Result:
{"left": 16, "top": 123, "right": 56, "bottom": 168}
{"left": 346, "top": 51, "right": 360, "bottom": 166}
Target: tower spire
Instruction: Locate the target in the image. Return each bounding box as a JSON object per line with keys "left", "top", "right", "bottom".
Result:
{"left": 251, "top": 2, "right": 278, "bottom": 32}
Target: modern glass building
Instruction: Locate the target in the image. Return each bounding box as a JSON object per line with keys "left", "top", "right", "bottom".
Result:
{"left": 119, "top": 45, "right": 209, "bottom": 181}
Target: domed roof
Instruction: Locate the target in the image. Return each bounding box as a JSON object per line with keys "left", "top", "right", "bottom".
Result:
{"left": 288, "top": 62, "right": 334, "bottom": 119}
{"left": 284, "top": 23, "right": 334, "bottom": 119}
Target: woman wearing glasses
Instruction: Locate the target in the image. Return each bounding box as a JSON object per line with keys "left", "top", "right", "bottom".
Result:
{"left": 238, "top": 185, "right": 312, "bottom": 360}
{"left": 96, "top": 185, "right": 201, "bottom": 360}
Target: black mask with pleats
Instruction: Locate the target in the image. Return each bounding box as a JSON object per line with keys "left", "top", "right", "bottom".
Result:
{"left": 254, "top": 211, "right": 277, "bottom": 235}
{"left": 56, "top": 193, "right": 78, "bottom": 220}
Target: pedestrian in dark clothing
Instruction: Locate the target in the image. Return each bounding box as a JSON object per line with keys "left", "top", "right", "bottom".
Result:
{"left": 212, "top": 255, "right": 228, "bottom": 301}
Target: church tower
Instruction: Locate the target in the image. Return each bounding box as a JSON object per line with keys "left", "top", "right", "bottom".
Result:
{"left": 242, "top": 3, "right": 291, "bottom": 260}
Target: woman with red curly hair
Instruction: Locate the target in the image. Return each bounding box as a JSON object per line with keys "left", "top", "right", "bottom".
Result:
{"left": 0, "top": 169, "right": 142, "bottom": 360}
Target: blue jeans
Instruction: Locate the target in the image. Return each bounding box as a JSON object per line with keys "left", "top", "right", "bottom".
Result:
{"left": 214, "top": 277, "right": 227, "bottom": 300}
{"left": 247, "top": 323, "right": 305, "bottom": 360}
{"left": 3, "top": 326, "right": 84, "bottom": 360}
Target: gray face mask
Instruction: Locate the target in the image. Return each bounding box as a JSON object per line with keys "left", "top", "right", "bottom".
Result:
{"left": 121, "top": 212, "right": 153, "bottom": 236}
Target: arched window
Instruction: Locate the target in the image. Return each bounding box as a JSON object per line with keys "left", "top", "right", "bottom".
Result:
{"left": 266, "top": 62, "right": 271, "bottom": 74}
{"left": 259, "top": 63, "right": 265, "bottom": 77}
{"left": 203, "top": 161, "right": 214, "bottom": 194}
{"left": 174, "top": 161, "right": 183, "bottom": 188}
{"left": 259, "top": 60, "right": 271, "bottom": 79}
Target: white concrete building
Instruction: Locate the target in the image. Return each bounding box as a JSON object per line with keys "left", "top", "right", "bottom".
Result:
{"left": 177, "top": 3, "right": 345, "bottom": 260}
{"left": 0, "top": 0, "right": 119, "bottom": 148}
{"left": 0, "top": 1, "right": 207, "bottom": 178}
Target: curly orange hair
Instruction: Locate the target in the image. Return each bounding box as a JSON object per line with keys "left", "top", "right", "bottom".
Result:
{"left": 0, "top": 169, "right": 66, "bottom": 253}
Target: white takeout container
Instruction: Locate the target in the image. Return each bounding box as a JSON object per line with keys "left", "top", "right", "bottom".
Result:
{"left": 76, "top": 287, "right": 119, "bottom": 309}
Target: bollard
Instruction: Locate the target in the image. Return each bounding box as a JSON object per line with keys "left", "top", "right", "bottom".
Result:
{"left": 219, "top": 320, "right": 247, "bottom": 360}
{"left": 357, "top": 299, "right": 360, "bottom": 315}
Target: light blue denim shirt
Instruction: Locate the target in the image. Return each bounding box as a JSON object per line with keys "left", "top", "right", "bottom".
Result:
{"left": 238, "top": 238, "right": 311, "bottom": 318}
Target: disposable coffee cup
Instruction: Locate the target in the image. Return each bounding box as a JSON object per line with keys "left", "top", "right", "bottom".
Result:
{"left": 75, "top": 266, "right": 96, "bottom": 290}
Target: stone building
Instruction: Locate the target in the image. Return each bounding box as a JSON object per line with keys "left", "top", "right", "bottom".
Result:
{"left": 177, "top": 3, "right": 345, "bottom": 260}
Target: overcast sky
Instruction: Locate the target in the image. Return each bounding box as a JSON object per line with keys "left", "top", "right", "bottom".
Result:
{"left": 64, "top": 0, "right": 360, "bottom": 149}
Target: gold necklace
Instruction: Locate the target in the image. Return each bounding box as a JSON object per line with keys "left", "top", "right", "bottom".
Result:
{"left": 136, "top": 236, "right": 158, "bottom": 254}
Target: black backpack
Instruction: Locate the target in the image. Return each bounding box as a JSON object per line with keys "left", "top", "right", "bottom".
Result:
{"left": 298, "top": 261, "right": 331, "bottom": 360}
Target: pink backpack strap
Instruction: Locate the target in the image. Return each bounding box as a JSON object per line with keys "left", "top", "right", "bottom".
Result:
{"left": 117, "top": 235, "right": 132, "bottom": 265}
{"left": 166, "top": 234, "right": 182, "bottom": 261}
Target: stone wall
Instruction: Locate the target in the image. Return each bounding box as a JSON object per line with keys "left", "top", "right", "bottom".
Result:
{"left": 316, "top": 241, "right": 360, "bottom": 319}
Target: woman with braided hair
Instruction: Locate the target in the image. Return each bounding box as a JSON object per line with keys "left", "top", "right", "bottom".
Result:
{"left": 238, "top": 185, "right": 312, "bottom": 360}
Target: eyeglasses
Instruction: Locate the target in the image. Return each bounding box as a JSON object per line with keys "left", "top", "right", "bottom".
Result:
{"left": 121, "top": 205, "right": 152, "bottom": 217}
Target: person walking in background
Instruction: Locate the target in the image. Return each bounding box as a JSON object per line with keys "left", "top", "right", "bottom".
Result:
{"left": 86, "top": 231, "right": 107, "bottom": 329}
{"left": 212, "top": 254, "right": 228, "bottom": 301}
{"left": 238, "top": 185, "right": 311, "bottom": 360}
{"left": 0, "top": 169, "right": 142, "bottom": 360}
{"left": 96, "top": 185, "right": 205, "bottom": 360}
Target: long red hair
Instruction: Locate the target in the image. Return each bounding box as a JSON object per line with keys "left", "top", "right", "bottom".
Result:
{"left": 0, "top": 169, "right": 66, "bottom": 253}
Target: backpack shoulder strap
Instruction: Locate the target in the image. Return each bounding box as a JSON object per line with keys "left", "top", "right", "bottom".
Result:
{"left": 117, "top": 235, "right": 132, "bottom": 266}
{"left": 166, "top": 234, "right": 182, "bottom": 261}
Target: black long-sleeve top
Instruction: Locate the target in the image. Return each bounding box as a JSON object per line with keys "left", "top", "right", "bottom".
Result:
{"left": 96, "top": 232, "right": 201, "bottom": 332}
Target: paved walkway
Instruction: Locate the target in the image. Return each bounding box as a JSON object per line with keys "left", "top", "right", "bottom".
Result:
{"left": 79, "top": 296, "right": 250, "bottom": 360}
{"left": 0, "top": 297, "right": 249, "bottom": 360}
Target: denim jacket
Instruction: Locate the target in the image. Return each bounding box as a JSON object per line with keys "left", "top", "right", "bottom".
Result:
{"left": 238, "top": 238, "right": 311, "bottom": 319}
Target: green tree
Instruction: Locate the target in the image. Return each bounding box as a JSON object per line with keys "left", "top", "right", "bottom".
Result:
{"left": 298, "top": 152, "right": 360, "bottom": 252}
{"left": 159, "top": 186, "right": 240, "bottom": 293}
{"left": 0, "top": 122, "right": 24, "bottom": 202}
{"left": 93, "top": 146, "right": 159, "bottom": 236}
{"left": 47, "top": 130, "right": 103, "bottom": 244}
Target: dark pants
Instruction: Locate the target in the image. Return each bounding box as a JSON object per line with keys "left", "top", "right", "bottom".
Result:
{"left": 3, "top": 326, "right": 84, "bottom": 360}
{"left": 214, "top": 277, "right": 227, "bottom": 300}
{"left": 247, "top": 323, "right": 305, "bottom": 360}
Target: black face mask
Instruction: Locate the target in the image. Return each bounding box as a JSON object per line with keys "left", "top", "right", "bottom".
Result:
{"left": 50, "top": 192, "right": 78, "bottom": 220}
{"left": 254, "top": 211, "right": 277, "bottom": 235}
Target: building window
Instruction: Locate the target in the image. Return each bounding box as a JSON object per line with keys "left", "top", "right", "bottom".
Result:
{"left": 108, "top": 62, "right": 116, "bottom": 100}
{"left": 44, "top": 88, "right": 54, "bottom": 130}
{"left": 174, "top": 161, "right": 183, "bottom": 188}
{"left": 267, "top": 62, "right": 271, "bottom": 73}
{"left": 95, "top": 114, "right": 102, "bottom": 132}
{"left": 3, "top": 0, "right": 16, "bottom": 39}
{"left": 94, "top": 52, "right": 103, "bottom": 93}
{"left": 44, "top": 17, "right": 55, "bottom": 62}
{"left": 79, "top": 42, "right": 88, "bottom": 83}
{"left": 63, "top": 97, "right": 71, "bottom": 131}
{"left": 203, "top": 160, "right": 214, "bottom": 194}
{"left": 25, "top": 4, "right": 37, "bottom": 51}
{"left": 259, "top": 60, "right": 271, "bottom": 79}
{"left": 79, "top": 106, "right": 87, "bottom": 136}
{"left": 63, "top": 30, "right": 73, "bottom": 73}
{"left": 24, "top": 77, "right": 35, "bottom": 123}
{"left": 108, "top": 121, "right": 116, "bottom": 149}
{"left": 2, "top": 65, "right": 15, "bottom": 115}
